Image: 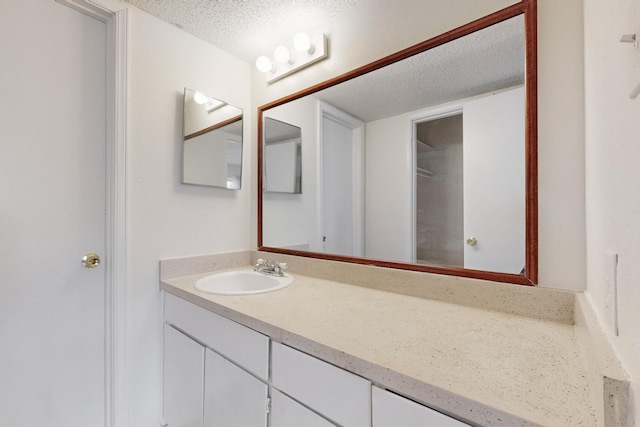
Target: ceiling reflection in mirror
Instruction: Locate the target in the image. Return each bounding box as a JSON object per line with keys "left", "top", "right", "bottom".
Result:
{"left": 182, "top": 88, "right": 243, "bottom": 189}
{"left": 259, "top": 6, "right": 537, "bottom": 285}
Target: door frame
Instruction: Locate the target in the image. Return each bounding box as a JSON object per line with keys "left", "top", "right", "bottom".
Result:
{"left": 316, "top": 101, "right": 365, "bottom": 256}
{"left": 55, "top": 1, "right": 127, "bottom": 426}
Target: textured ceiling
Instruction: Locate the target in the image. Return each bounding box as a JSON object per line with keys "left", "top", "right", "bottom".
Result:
{"left": 124, "top": 0, "right": 356, "bottom": 63}
{"left": 125, "top": 1, "right": 524, "bottom": 122}
{"left": 314, "top": 15, "right": 525, "bottom": 122}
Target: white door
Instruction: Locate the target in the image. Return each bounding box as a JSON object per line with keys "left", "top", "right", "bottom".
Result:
{"left": 0, "top": 1, "right": 107, "bottom": 425}
{"left": 322, "top": 116, "right": 354, "bottom": 255}
{"left": 319, "top": 105, "right": 364, "bottom": 257}
{"left": 463, "top": 87, "right": 525, "bottom": 274}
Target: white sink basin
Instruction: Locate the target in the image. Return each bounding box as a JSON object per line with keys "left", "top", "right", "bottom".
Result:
{"left": 194, "top": 270, "right": 293, "bottom": 295}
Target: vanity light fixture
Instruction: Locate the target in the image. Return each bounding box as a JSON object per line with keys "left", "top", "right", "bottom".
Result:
{"left": 193, "top": 92, "right": 208, "bottom": 105}
{"left": 274, "top": 46, "right": 293, "bottom": 64}
{"left": 256, "top": 55, "right": 275, "bottom": 73}
{"left": 293, "top": 32, "right": 314, "bottom": 54}
{"left": 256, "top": 32, "right": 328, "bottom": 84}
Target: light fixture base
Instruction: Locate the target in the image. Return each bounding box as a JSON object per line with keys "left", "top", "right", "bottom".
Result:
{"left": 265, "top": 34, "right": 328, "bottom": 84}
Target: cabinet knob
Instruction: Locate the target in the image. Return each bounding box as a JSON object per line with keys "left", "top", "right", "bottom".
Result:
{"left": 466, "top": 237, "right": 478, "bottom": 246}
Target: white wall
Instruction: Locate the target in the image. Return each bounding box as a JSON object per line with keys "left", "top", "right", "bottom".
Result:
{"left": 536, "top": 0, "right": 586, "bottom": 290}
{"left": 183, "top": 130, "right": 229, "bottom": 187}
{"left": 584, "top": 0, "right": 640, "bottom": 422}
{"left": 125, "top": 7, "right": 251, "bottom": 425}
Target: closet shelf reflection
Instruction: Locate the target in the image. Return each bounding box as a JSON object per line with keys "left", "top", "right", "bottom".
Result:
{"left": 417, "top": 167, "right": 445, "bottom": 181}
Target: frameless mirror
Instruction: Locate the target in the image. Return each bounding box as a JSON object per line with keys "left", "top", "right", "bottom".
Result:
{"left": 182, "top": 88, "right": 243, "bottom": 189}
{"left": 264, "top": 118, "right": 302, "bottom": 194}
{"left": 258, "top": 2, "right": 537, "bottom": 285}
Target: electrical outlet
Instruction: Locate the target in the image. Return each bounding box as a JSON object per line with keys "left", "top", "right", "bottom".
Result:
{"left": 604, "top": 251, "right": 619, "bottom": 336}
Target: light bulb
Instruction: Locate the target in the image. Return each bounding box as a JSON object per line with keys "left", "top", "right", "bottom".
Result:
{"left": 193, "top": 92, "right": 207, "bottom": 105}
{"left": 255, "top": 56, "right": 274, "bottom": 73}
{"left": 293, "top": 32, "right": 314, "bottom": 54}
{"left": 274, "top": 46, "right": 292, "bottom": 64}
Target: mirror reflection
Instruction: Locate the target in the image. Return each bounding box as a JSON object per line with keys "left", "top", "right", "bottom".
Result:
{"left": 263, "top": 118, "right": 302, "bottom": 194}
{"left": 182, "top": 88, "right": 243, "bottom": 189}
{"left": 260, "top": 12, "right": 534, "bottom": 281}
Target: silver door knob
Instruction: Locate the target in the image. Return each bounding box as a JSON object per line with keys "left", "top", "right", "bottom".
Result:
{"left": 466, "top": 237, "right": 478, "bottom": 246}
{"left": 82, "top": 253, "right": 101, "bottom": 268}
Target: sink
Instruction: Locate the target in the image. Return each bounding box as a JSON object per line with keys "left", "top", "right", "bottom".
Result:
{"left": 194, "top": 270, "right": 293, "bottom": 295}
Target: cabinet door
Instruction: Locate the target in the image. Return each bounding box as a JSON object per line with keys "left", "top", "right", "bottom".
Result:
{"left": 163, "top": 324, "right": 204, "bottom": 427}
{"left": 270, "top": 389, "right": 337, "bottom": 427}
{"left": 204, "top": 348, "right": 268, "bottom": 427}
{"left": 372, "top": 386, "right": 470, "bottom": 427}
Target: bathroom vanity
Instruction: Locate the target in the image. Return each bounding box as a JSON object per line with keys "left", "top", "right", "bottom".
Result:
{"left": 159, "top": 252, "right": 629, "bottom": 427}
{"left": 163, "top": 292, "right": 469, "bottom": 427}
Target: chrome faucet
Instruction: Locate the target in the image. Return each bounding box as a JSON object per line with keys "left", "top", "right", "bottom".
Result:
{"left": 253, "top": 258, "right": 288, "bottom": 276}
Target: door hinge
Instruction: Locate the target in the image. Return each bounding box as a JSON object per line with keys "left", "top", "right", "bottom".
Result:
{"left": 266, "top": 396, "right": 271, "bottom": 414}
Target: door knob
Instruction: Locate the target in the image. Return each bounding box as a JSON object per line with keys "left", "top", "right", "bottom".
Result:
{"left": 81, "top": 253, "right": 101, "bottom": 268}
{"left": 466, "top": 237, "right": 478, "bottom": 246}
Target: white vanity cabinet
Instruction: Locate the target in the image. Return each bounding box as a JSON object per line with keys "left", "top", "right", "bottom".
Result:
{"left": 372, "top": 386, "right": 470, "bottom": 427}
{"left": 271, "top": 342, "right": 371, "bottom": 427}
{"left": 163, "top": 294, "right": 270, "bottom": 427}
{"left": 163, "top": 293, "right": 468, "bottom": 427}
{"left": 164, "top": 293, "right": 270, "bottom": 380}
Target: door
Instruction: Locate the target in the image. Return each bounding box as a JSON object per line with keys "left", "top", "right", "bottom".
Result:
{"left": 0, "top": 1, "right": 107, "bottom": 425}
{"left": 319, "top": 104, "right": 364, "bottom": 257}
{"left": 322, "top": 116, "right": 354, "bottom": 255}
{"left": 463, "top": 87, "right": 525, "bottom": 274}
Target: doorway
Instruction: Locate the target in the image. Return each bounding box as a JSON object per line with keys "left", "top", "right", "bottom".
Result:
{"left": 413, "top": 113, "right": 464, "bottom": 267}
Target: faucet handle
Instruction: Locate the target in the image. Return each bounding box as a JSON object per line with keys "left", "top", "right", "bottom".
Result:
{"left": 276, "top": 262, "right": 288, "bottom": 270}
{"left": 256, "top": 258, "right": 267, "bottom": 265}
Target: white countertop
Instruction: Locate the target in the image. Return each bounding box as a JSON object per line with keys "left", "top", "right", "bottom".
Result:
{"left": 161, "top": 266, "right": 599, "bottom": 426}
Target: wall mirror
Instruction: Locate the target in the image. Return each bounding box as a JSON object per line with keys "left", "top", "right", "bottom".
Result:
{"left": 182, "top": 87, "right": 243, "bottom": 189}
{"left": 258, "top": 1, "right": 537, "bottom": 285}
{"left": 264, "top": 118, "right": 302, "bottom": 194}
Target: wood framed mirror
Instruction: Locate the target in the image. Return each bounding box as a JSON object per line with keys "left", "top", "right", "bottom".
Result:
{"left": 258, "top": 0, "right": 537, "bottom": 285}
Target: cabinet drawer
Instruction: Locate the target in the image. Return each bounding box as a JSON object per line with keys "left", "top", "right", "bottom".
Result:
{"left": 271, "top": 342, "right": 371, "bottom": 427}
{"left": 164, "top": 293, "right": 269, "bottom": 380}
{"left": 372, "top": 386, "right": 470, "bottom": 427}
